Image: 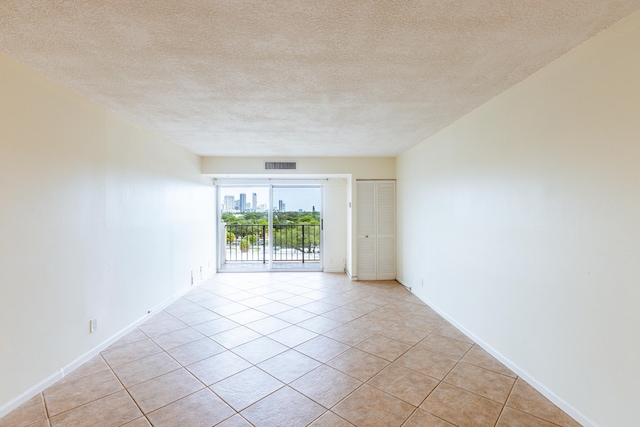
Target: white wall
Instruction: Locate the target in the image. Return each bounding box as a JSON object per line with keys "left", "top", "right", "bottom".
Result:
{"left": 397, "top": 11, "right": 640, "bottom": 427}
{"left": 0, "top": 53, "right": 216, "bottom": 412}
{"left": 202, "top": 157, "right": 395, "bottom": 277}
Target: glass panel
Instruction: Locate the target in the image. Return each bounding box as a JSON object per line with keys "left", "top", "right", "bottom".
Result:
{"left": 218, "top": 186, "right": 270, "bottom": 271}
{"left": 271, "top": 186, "right": 322, "bottom": 271}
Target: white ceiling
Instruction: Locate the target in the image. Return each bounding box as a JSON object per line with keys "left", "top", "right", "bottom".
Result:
{"left": 2, "top": 1, "right": 639, "bottom": 157}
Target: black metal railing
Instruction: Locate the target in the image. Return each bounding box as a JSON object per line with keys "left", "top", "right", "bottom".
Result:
{"left": 224, "top": 223, "right": 320, "bottom": 263}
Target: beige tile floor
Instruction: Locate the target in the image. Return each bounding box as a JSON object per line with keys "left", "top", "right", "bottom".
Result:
{"left": 1, "top": 272, "right": 582, "bottom": 427}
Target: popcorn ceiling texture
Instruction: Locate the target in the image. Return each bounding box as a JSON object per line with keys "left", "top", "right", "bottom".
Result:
{"left": 2, "top": 1, "right": 639, "bottom": 157}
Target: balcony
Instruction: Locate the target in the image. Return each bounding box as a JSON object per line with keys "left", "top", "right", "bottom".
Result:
{"left": 222, "top": 223, "right": 321, "bottom": 271}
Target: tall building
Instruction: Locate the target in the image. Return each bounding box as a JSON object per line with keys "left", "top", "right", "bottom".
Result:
{"left": 278, "top": 199, "right": 285, "bottom": 212}
{"left": 239, "top": 193, "right": 247, "bottom": 212}
{"left": 223, "top": 195, "right": 234, "bottom": 212}
{"left": 252, "top": 193, "right": 257, "bottom": 212}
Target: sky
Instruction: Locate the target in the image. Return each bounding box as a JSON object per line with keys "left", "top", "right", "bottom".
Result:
{"left": 219, "top": 186, "right": 321, "bottom": 212}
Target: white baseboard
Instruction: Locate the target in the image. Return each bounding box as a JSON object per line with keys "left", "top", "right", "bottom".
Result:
{"left": 0, "top": 272, "right": 216, "bottom": 419}
{"left": 407, "top": 289, "right": 595, "bottom": 427}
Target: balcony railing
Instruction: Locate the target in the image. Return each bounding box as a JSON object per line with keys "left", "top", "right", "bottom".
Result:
{"left": 224, "top": 223, "right": 320, "bottom": 263}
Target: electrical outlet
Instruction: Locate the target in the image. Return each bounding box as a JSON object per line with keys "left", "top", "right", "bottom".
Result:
{"left": 89, "top": 318, "right": 98, "bottom": 333}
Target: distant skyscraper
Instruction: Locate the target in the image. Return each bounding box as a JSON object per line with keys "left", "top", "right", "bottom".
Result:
{"left": 223, "top": 195, "right": 234, "bottom": 212}
{"left": 239, "top": 193, "right": 247, "bottom": 212}
{"left": 278, "top": 199, "right": 285, "bottom": 212}
{"left": 252, "top": 193, "right": 257, "bottom": 212}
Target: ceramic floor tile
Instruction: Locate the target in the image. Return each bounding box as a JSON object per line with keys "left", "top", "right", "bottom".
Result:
{"left": 333, "top": 384, "right": 415, "bottom": 427}
{"left": 298, "top": 301, "right": 337, "bottom": 315}
{"left": 462, "top": 344, "right": 517, "bottom": 378}
{"left": 356, "top": 334, "right": 412, "bottom": 362}
{"left": 122, "top": 418, "right": 152, "bottom": 427}
{"left": 245, "top": 316, "right": 291, "bottom": 335}
{"left": 104, "top": 329, "right": 149, "bottom": 351}
{"left": 58, "top": 356, "right": 110, "bottom": 385}
{"left": 165, "top": 337, "right": 226, "bottom": 366}
{"left": 25, "top": 419, "right": 51, "bottom": 427}
{"left": 267, "top": 324, "right": 318, "bottom": 347}
{"left": 2, "top": 272, "right": 579, "bottom": 427}
{"left": 151, "top": 327, "right": 205, "bottom": 351}
{"left": 412, "top": 306, "right": 445, "bottom": 321}
{"left": 290, "top": 364, "right": 362, "bottom": 408}
{"left": 215, "top": 414, "right": 252, "bottom": 427}
{"left": 308, "top": 411, "right": 354, "bottom": 427}
{"left": 257, "top": 349, "right": 321, "bottom": 383}
{"left": 137, "top": 318, "right": 188, "bottom": 338}
{"left": 111, "top": 352, "right": 180, "bottom": 387}
{"left": 497, "top": 406, "right": 559, "bottom": 427}
{"left": 433, "top": 322, "right": 475, "bottom": 344}
{"left": 395, "top": 346, "right": 458, "bottom": 380}
{"left": 192, "top": 317, "right": 240, "bottom": 336}
{"left": 275, "top": 307, "right": 317, "bottom": 323}
{"left": 186, "top": 351, "right": 252, "bottom": 385}
{"left": 367, "top": 306, "right": 410, "bottom": 322}
{"left": 211, "top": 326, "right": 262, "bottom": 349}
{"left": 368, "top": 363, "right": 439, "bottom": 407}
{"left": 396, "top": 315, "right": 444, "bottom": 333}
{"left": 416, "top": 333, "right": 473, "bottom": 360}
{"left": 128, "top": 369, "right": 204, "bottom": 414}
{"left": 421, "top": 382, "right": 503, "bottom": 427}
{"left": 231, "top": 336, "right": 288, "bottom": 364}
{"left": 321, "top": 308, "right": 362, "bottom": 323}
{"left": 212, "top": 302, "right": 252, "bottom": 317}
{"left": 280, "top": 295, "right": 316, "bottom": 307}
{"left": 100, "top": 338, "right": 162, "bottom": 368}
{"left": 209, "top": 366, "right": 284, "bottom": 411}
{"left": 43, "top": 369, "right": 123, "bottom": 417}
{"left": 347, "top": 316, "right": 395, "bottom": 335}
{"left": 241, "top": 386, "right": 325, "bottom": 427}
{"left": 379, "top": 323, "right": 430, "bottom": 345}
{"left": 146, "top": 388, "right": 235, "bottom": 427}
{"left": 297, "top": 315, "right": 343, "bottom": 334}
{"left": 444, "top": 361, "right": 516, "bottom": 403}
{"left": 49, "top": 390, "right": 142, "bottom": 427}
{"left": 226, "top": 308, "right": 270, "bottom": 325}
{"left": 239, "top": 296, "right": 273, "bottom": 308}
{"left": 506, "top": 379, "right": 582, "bottom": 427}
{"left": 139, "top": 311, "right": 176, "bottom": 325}
{"left": 326, "top": 348, "right": 389, "bottom": 382}
{"left": 323, "top": 323, "right": 376, "bottom": 347}
{"left": 402, "top": 409, "right": 455, "bottom": 427}
{"left": 253, "top": 301, "right": 293, "bottom": 315}
{"left": 0, "top": 394, "right": 46, "bottom": 427}
{"left": 294, "top": 335, "right": 350, "bottom": 363}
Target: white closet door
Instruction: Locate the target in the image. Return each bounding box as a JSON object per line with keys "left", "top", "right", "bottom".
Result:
{"left": 356, "top": 181, "right": 377, "bottom": 280}
{"left": 356, "top": 180, "right": 396, "bottom": 280}
{"left": 376, "top": 181, "right": 396, "bottom": 280}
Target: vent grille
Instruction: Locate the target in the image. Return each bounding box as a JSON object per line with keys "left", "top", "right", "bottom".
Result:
{"left": 265, "top": 161, "right": 297, "bottom": 170}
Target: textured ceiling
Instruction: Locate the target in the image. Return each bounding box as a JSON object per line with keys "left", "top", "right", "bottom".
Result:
{"left": 2, "top": 2, "right": 640, "bottom": 157}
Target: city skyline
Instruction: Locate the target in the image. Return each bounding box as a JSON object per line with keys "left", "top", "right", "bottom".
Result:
{"left": 219, "top": 187, "right": 321, "bottom": 212}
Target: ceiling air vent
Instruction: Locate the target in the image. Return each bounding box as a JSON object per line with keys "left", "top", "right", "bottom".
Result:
{"left": 265, "top": 161, "right": 297, "bottom": 170}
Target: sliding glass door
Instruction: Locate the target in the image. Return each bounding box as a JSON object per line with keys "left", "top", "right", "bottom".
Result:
{"left": 271, "top": 186, "right": 322, "bottom": 271}
{"left": 218, "top": 185, "right": 322, "bottom": 272}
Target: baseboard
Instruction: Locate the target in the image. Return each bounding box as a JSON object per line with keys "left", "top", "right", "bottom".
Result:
{"left": 0, "top": 272, "right": 216, "bottom": 419}
{"left": 410, "top": 292, "right": 596, "bottom": 427}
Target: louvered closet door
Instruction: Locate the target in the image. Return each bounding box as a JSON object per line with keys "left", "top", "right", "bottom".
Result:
{"left": 376, "top": 181, "right": 396, "bottom": 280}
{"left": 356, "top": 180, "right": 396, "bottom": 280}
{"left": 356, "top": 181, "right": 377, "bottom": 280}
